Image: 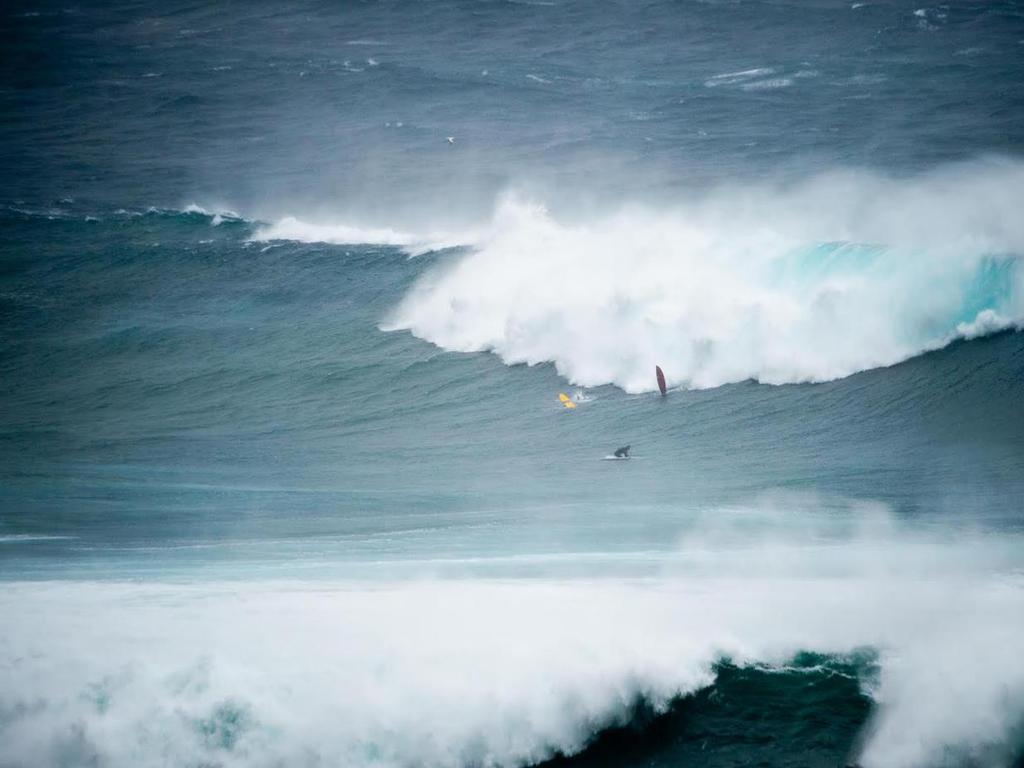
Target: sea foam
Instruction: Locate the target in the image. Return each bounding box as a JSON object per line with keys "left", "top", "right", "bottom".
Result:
{"left": 1, "top": 498, "right": 1023, "bottom": 768}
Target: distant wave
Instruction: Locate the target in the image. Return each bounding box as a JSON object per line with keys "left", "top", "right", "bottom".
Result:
{"left": 0, "top": 534, "right": 75, "bottom": 543}
{"left": 741, "top": 77, "right": 793, "bottom": 91}
{"left": 2, "top": 199, "right": 463, "bottom": 253}
{"left": 386, "top": 160, "right": 1024, "bottom": 392}
{"left": 2, "top": 203, "right": 246, "bottom": 226}
{"left": 704, "top": 67, "right": 779, "bottom": 88}
{"left": 251, "top": 215, "right": 474, "bottom": 256}
{"left": 2, "top": 498, "right": 1023, "bottom": 768}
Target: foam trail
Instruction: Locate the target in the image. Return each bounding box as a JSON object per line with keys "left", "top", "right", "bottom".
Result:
{"left": 251, "top": 216, "right": 473, "bottom": 256}
{"left": 180, "top": 203, "right": 241, "bottom": 219}
{"left": 2, "top": 499, "right": 1023, "bottom": 768}
{"left": 387, "top": 161, "right": 1024, "bottom": 391}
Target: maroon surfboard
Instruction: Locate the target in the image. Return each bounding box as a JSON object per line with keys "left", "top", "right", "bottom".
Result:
{"left": 655, "top": 365, "right": 667, "bottom": 395}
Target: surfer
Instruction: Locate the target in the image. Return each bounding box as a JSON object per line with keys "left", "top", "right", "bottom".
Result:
{"left": 613, "top": 445, "right": 631, "bottom": 459}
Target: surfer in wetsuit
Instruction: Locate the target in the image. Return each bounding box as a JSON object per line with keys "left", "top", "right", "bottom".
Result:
{"left": 613, "top": 445, "right": 631, "bottom": 459}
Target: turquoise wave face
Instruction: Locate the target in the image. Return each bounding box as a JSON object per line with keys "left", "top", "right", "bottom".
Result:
{"left": 774, "top": 242, "right": 1020, "bottom": 343}
{"left": 957, "top": 255, "right": 1019, "bottom": 326}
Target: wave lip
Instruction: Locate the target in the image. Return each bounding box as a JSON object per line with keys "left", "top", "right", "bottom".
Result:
{"left": 387, "top": 162, "right": 1024, "bottom": 392}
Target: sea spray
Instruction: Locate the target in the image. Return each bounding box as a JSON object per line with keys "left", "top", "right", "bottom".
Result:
{"left": 380, "top": 162, "right": 1024, "bottom": 391}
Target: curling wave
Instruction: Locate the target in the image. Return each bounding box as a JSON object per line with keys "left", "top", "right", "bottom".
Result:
{"left": 386, "top": 161, "right": 1024, "bottom": 391}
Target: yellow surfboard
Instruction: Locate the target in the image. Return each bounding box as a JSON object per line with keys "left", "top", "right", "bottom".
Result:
{"left": 558, "top": 392, "right": 577, "bottom": 409}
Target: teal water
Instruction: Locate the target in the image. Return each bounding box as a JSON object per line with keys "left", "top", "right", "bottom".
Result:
{"left": 2, "top": 2, "right": 1024, "bottom": 766}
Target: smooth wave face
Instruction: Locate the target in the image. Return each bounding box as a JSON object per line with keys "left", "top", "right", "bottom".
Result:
{"left": 384, "top": 162, "right": 1024, "bottom": 391}
{"left": 540, "top": 654, "right": 875, "bottom": 768}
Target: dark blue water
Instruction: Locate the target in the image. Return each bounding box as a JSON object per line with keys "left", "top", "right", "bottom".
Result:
{"left": 1, "top": 3, "right": 1023, "bottom": 767}
{"left": 4, "top": 0, "right": 1023, "bottom": 217}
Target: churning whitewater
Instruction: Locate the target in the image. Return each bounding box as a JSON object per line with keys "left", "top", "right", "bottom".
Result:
{"left": 379, "top": 162, "right": 1024, "bottom": 391}
{"left": 2, "top": 2, "right": 1023, "bottom": 768}
{"left": 4, "top": 501, "right": 1024, "bottom": 768}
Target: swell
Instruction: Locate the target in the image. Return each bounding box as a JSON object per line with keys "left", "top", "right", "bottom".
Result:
{"left": 2, "top": 201, "right": 1022, "bottom": 543}
{"left": 7, "top": 160, "right": 1024, "bottom": 397}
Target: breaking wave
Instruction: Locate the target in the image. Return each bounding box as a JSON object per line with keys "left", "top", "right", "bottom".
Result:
{"left": 386, "top": 161, "right": 1024, "bottom": 391}
{"left": 251, "top": 216, "right": 472, "bottom": 257}
{"left": 2, "top": 498, "right": 1024, "bottom": 768}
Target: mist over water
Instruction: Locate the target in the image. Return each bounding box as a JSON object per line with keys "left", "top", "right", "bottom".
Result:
{"left": 2, "top": 1, "right": 1024, "bottom": 767}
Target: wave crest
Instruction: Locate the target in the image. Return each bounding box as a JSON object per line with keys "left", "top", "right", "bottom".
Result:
{"left": 251, "top": 215, "right": 470, "bottom": 256}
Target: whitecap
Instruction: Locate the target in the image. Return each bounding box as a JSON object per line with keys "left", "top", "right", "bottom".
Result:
{"left": 741, "top": 77, "right": 793, "bottom": 90}
{"left": 251, "top": 216, "right": 473, "bottom": 257}
{"left": 704, "top": 67, "right": 776, "bottom": 87}
{"left": 0, "top": 534, "right": 75, "bottom": 543}
{"left": 179, "top": 204, "right": 242, "bottom": 223}
{"left": 708, "top": 67, "right": 775, "bottom": 80}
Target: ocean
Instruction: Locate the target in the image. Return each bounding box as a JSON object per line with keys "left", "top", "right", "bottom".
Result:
{"left": 1, "top": 1, "right": 1023, "bottom": 766}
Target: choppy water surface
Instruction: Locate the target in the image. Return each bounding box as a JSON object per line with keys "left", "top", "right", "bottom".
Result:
{"left": 2, "top": 2, "right": 1023, "bottom": 767}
